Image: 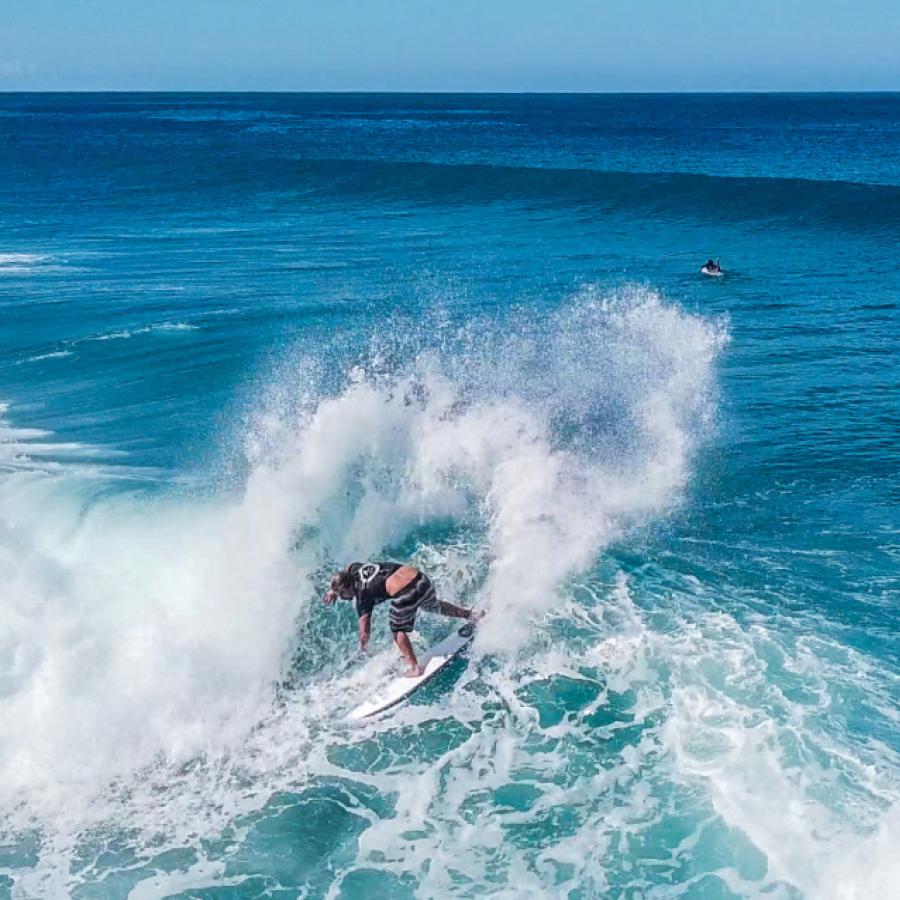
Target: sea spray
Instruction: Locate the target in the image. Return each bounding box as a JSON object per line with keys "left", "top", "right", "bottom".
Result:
{"left": 0, "top": 287, "right": 723, "bottom": 826}
{"left": 246, "top": 285, "right": 727, "bottom": 654}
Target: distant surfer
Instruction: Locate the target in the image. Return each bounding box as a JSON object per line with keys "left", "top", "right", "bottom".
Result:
{"left": 700, "top": 258, "right": 723, "bottom": 276}
{"left": 323, "top": 562, "right": 481, "bottom": 676}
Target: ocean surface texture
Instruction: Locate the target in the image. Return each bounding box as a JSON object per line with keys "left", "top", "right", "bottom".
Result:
{"left": 1, "top": 94, "right": 898, "bottom": 899}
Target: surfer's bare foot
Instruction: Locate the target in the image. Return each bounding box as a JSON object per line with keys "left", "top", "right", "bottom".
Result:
{"left": 403, "top": 665, "right": 424, "bottom": 677}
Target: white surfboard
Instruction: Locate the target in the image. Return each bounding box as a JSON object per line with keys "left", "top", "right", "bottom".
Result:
{"left": 348, "top": 621, "right": 477, "bottom": 720}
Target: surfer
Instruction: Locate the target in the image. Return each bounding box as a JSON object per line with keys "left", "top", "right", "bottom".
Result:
{"left": 323, "top": 562, "right": 480, "bottom": 676}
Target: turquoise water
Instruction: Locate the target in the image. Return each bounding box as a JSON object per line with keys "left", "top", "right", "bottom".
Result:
{"left": 0, "top": 94, "right": 898, "bottom": 898}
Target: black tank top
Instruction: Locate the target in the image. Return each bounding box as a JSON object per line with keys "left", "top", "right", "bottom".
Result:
{"left": 348, "top": 561, "right": 402, "bottom": 618}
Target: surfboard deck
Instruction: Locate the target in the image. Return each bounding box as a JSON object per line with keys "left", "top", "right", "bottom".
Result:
{"left": 348, "top": 621, "right": 477, "bottom": 720}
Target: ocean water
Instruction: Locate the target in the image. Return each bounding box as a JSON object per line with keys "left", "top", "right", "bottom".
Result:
{"left": 0, "top": 93, "right": 898, "bottom": 899}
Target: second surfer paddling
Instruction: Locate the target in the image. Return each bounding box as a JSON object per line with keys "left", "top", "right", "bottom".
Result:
{"left": 323, "top": 562, "right": 481, "bottom": 676}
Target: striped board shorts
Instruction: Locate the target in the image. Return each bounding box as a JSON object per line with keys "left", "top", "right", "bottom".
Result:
{"left": 389, "top": 573, "right": 440, "bottom": 634}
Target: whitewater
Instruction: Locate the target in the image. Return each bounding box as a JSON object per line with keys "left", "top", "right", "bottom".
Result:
{"left": 1, "top": 93, "right": 898, "bottom": 899}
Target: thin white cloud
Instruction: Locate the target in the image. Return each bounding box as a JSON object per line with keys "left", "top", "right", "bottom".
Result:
{"left": 0, "top": 60, "right": 35, "bottom": 78}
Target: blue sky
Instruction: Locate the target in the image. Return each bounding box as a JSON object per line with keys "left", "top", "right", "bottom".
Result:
{"left": 2, "top": 0, "right": 899, "bottom": 91}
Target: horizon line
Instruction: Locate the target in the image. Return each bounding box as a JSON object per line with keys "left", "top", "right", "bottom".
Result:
{"left": 2, "top": 88, "right": 900, "bottom": 96}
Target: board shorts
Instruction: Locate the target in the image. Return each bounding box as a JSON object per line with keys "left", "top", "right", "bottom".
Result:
{"left": 389, "top": 573, "right": 440, "bottom": 634}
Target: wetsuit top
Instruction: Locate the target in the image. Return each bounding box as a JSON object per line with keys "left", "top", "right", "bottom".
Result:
{"left": 347, "top": 561, "right": 403, "bottom": 618}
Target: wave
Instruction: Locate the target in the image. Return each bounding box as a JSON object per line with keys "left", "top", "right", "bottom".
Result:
{"left": 0, "top": 404, "right": 159, "bottom": 485}
{"left": 88, "top": 322, "right": 199, "bottom": 342}
{"left": 2, "top": 286, "right": 896, "bottom": 896}
{"left": 0, "top": 285, "right": 722, "bottom": 811}
{"left": 0, "top": 253, "right": 54, "bottom": 275}
{"left": 0, "top": 403, "right": 116, "bottom": 471}
{"left": 283, "top": 157, "right": 900, "bottom": 234}
{"left": 0, "top": 253, "right": 47, "bottom": 266}
{"left": 18, "top": 350, "right": 74, "bottom": 364}
{"left": 14, "top": 322, "right": 200, "bottom": 365}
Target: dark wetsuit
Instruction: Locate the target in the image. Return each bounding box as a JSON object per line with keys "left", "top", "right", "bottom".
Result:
{"left": 347, "top": 562, "right": 440, "bottom": 634}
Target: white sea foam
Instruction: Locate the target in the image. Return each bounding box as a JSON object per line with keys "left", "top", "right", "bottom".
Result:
{"left": 655, "top": 600, "right": 900, "bottom": 899}
{"left": 0, "top": 252, "right": 51, "bottom": 274}
{"left": 88, "top": 322, "right": 199, "bottom": 342}
{"left": 0, "top": 404, "right": 130, "bottom": 478}
{"left": 149, "top": 321, "right": 198, "bottom": 332}
{"left": 93, "top": 330, "right": 133, "bottom": 341}
{"left": 0, "top": 253, "right": 46, "bottom": 265}
{"left": 20, "top": 350, "right": 74, "bottom": 364}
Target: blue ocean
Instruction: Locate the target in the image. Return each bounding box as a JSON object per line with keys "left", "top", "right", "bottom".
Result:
{"left": 1, "top": 93, "right": 898, "bottom": 899}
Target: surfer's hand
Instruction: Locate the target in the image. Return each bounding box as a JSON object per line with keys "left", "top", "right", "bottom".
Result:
{"left": 322, "top": 589, "right": 337, "bottom": 606}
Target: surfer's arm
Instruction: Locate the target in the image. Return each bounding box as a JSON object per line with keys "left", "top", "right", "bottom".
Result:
{"left": 358, "top": 613, "right": 371, "bottom": 652}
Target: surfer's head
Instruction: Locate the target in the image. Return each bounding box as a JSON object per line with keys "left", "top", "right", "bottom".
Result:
{"left": 322, "top": 567, "right": 355, "bottom": 605}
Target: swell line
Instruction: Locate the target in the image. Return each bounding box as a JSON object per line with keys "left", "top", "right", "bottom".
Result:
{"left": 283, "top": 157, "right": 900, "bottom": 233}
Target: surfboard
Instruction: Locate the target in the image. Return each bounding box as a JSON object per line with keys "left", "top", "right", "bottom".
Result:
{"left": 348, "top": 621, "right": 477, "bottom": 720}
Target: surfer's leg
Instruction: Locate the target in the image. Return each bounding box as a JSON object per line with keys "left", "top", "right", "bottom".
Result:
{"left": 389, "top": 577, "right": 429, "bottom": 675}
{"left": 417, "top": 579, "right": 478, "bottom": 620}
{"left": 437, "top": 600, "right": 474, "bottom": 619}
{"left": 412, "top": 579, "right": 456, "bottom": 618}
{"left": 393, "top": 631, "right": 422, "bottom": 677}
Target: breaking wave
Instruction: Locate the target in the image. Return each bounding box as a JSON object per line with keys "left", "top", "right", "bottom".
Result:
{"left": 2, "top": 285, "right": 895, "bottom": 897}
